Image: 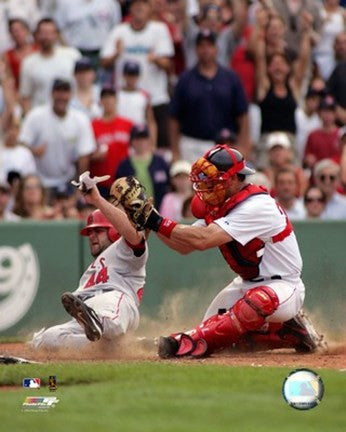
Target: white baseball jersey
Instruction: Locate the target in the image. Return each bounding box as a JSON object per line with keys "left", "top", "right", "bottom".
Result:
{"left": 75, "top": 237, "right": 148, "bottom": 306}
{"left": 31, "top": 237, "right": 147, "bottom": 349}
{"left": 195, "top": 193, "right": 303, "bottom": 282}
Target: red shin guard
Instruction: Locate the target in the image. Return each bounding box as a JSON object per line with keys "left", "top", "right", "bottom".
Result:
{"left": 173, "top": 285, "right": 280, "bottom": 357}
{"left": 236, "top": 323, "right": 299, "bottom": 351}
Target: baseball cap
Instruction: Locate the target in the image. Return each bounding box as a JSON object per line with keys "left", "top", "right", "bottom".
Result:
{"left": 170, "top": 160, "right": 191, "bottom": 177}
{"left": 123, "top": 60, "right": 141, "bottom": 76}
{"left": 196, "top": 29, "right": 217, "bottom": 45}
{"left": 215, "top": 128, "right": 237, "bottom": 145}
{"left": 100, "top": 84, "right": 116, "bottom": 98}
{"left": 130, "top": 124, "right": 150, "bottom": 140}
{"left": 74, "top": 57, "right": 93, "bottom": 73}
{"left": 52, "top": 78, "right": 71, "bottom": 92}
{"left": 266, "top": 132, "right": 291, "bottom": 150}
{"left": 319, "top": 94, "right": 336, "bottom": 111}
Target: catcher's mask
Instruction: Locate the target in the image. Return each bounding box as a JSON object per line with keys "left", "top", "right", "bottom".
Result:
{"left": 190, "top": 145, "right": 255, "bottom": 206}
{"left": 80, "top": 209, "right": 120, "bottom": 243}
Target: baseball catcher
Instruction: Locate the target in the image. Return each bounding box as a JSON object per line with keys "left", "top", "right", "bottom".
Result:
{"left": 112, "top": 144, "right": 327, "bottom": 358}
{"left": 31, "top": 172, "right": 148, "bottom": 349}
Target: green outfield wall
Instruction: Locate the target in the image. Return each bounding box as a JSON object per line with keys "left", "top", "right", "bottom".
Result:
{"left": 0, "top": 220, "right": 345, "bottom": 338}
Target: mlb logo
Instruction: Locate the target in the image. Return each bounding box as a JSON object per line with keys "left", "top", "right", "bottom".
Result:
{"left": 23, "top": 378, "right": 41, "bottom": 389}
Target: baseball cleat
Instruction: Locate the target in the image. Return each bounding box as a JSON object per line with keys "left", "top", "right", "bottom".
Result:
{"left": 280, "top": 310, "right": 328, "bottom": 353}
{"left": 158, "top": 334, "right": 196, "bottom": 358}
{"left": 61, "top": 292, "right": 103, "bottom": 341}
{"left": 158, "top": 336, "right": 179, "bottom": 358}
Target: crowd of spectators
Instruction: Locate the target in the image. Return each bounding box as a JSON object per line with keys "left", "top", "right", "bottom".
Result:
{"left": 0, "top": 0, "right": 346, "bottom": 223}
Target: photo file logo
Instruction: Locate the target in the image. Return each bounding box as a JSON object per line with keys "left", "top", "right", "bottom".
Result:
{"left": 22, "top": 397, "right": 59, "bottom": 412}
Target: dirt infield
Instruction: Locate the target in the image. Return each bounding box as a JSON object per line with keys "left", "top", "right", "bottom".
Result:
{"left": 0, "top": 341, "right": 345, "bottom": 369}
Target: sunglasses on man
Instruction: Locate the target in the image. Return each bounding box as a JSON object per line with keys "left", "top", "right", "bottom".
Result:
{"left": 319, "top": 174, "right": 337, "bottom": 182}
{"left": 305, "top": 197, "right": 325, "bottom": 204}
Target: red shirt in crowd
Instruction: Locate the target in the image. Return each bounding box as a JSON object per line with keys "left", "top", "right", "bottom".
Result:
{"left": 4, "top": 44, "right": 37, "bottom": 89}
{"left": 91, "top": 116, "right": 133, "bottom": 187}
{"left": 304, "top": 128, "right": 340, "bottom": 165}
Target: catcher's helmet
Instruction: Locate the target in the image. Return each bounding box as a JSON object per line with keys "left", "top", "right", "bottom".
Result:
{"left": 190, "top": 145, "right": 255, "bottom": 206}
{"left": 80, "top": 209, "right": 120, "bottom": 242}
{"left": 206, "top": 145, "right": 255, "bottom": 177}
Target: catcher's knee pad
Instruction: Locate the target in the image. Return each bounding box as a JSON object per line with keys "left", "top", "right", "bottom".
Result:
{"left": 174, "top": 285, "right": 279, "bottom": 357}
{"left": 232, "top": 285, "right": 279, "bottom": 332}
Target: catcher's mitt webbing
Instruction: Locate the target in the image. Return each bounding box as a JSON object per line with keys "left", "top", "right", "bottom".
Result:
{"left": 110, "top": 176, "right": 177, "bottom": 237}
{"left": 110, "top": 176, "right": 154, "bottom": 231}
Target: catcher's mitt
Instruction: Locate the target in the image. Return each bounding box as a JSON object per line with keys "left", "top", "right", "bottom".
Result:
{"left": 110, "top": 176, "right": 154, "bottom": 230}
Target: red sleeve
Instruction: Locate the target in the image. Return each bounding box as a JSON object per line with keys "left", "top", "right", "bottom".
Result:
{"left": 304, "top": 132, "right": 314, "bottom": 157}
{"left": 125, "top": 238, "right": 146, "bottom": 257}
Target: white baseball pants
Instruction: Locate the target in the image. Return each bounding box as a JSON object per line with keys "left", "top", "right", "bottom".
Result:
{"left": 31, "top": 291, "right": 139, "bottom": 349}
{"left": 203, "top": 276, "right": 305, "bottom": 322}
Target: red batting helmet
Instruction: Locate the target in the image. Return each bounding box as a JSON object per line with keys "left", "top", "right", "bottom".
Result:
{"left": 190, "top": 145, "right": 255, "bottom": 206}
{"left": 80, "top": 209, "right": 120, "bottom": 242}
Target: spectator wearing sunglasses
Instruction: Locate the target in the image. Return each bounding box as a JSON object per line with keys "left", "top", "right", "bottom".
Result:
{"left": 303, "top": 186, "right": 326, "bottom": 219}
{"left": 314, "top": 158, "right": 346, "bottom": 220}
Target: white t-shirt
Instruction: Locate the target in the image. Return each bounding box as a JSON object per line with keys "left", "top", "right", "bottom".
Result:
{"left": 75, "top": 237, "right": 148, "bottom": 306}
{"left": 186, "top": 0, "right": 199, "bottom": 16}
{"left": 321, "top": 193, "right": 346, "bottom": 220}
{"left": 54, "top": 0, "right": 121, "bottom": 50}
{"left": 70, "top": 84, "right": 102, "bottom": 119}
{"left": 19, "top": 104, "right": 96, "bottom": 188}
{"left": 195, "top": 194, "right": 303, "bottom": 281}
{"left": 313, "top": 8, "right": 345, "bottom": 81}
{"left": 295, "top": 108, "right": 321, "bottom": 163}
{"left": 1, "top": 210, "right": 21, "bottom": 221}
{"left": 20, "top": 46, "right": 81, "bottom": 107}
{"left": 284, "top": 198, "right": 306, "bottom": 221}
{"left": 0, "top": 146, "right": 37, "bottom": 182}
{"left": 101, "top": 21, "right": 174, "bottom": 106}
{"left": 117, "top": 89, "right": 149, "bottom": 125}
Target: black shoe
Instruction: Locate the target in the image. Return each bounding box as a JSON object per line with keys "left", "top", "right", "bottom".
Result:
{"left": 61, "top": 292, "right": 103, "bottom": 342}
{"left": 158, "top": 336, "right": 179, "bottom": 358}
{"left": 280, "top": 310, "right": 328, "bottom": 353}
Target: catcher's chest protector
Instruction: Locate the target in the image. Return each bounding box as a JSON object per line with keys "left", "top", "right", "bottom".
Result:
{"left": 204, "top": 184, "right": 291, "bottom": 280}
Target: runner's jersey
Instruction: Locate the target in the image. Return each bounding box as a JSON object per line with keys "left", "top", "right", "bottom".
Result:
{"left": 195, "top": 194, "right": 303, "bottom": 281}
{"left": 75, "top": 237, "right": 148, "bottom": 305}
